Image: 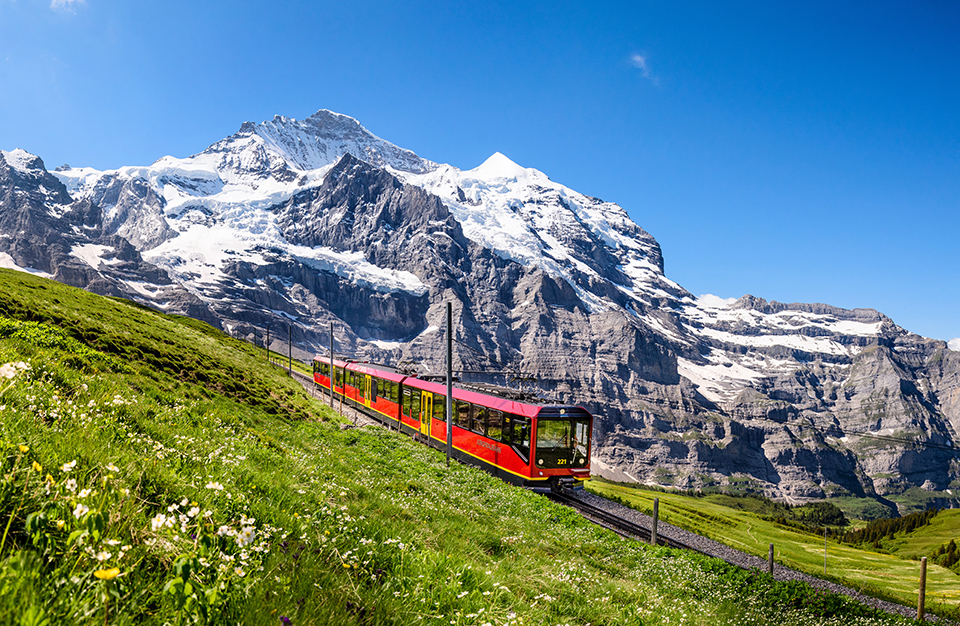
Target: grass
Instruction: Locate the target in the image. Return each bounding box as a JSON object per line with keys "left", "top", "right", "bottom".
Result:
{"left": 587, "top": 480, "right": 960, "bottom": 617}
{"left": 0, "top": 268, "right": 927, "bottom": 625}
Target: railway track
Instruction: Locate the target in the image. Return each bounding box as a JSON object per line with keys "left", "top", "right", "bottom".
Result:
{"left": 548, "top": 491, "right": 724, "bottom": 558}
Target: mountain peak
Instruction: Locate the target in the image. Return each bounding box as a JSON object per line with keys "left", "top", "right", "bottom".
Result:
{"left": 0, "top": 148, "right": 46, "bottom": 175}
{"left": 469, "top": 152, "right": 529, "bottom": 180}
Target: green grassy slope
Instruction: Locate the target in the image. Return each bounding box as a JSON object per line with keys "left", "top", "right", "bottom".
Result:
{"left": 588, "top": 480, "right": 960, "bottom": 615}
{"left": 0, "top": 269, "right": 918, "bottom": 625}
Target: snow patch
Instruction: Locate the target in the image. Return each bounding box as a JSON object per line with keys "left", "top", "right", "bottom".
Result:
{"left": 72, "top": 244, "right": 120, "bottom": 269}
{"left": 697, "top": 294, "right": 737, "bottom": 309}
{"left": 948, "top": 338, "right": 960, "bottom": 352}
{"left": 0, "top": 252, "right": 53, "bottom": 278}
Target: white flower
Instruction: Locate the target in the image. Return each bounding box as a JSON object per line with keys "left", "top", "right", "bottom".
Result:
{"left": 105, "top": 463, "right": 119, "bottom": 473}
{"left": 78, "top": 488, "right": 92, "bottom": 499}
{"left": 96, "top": 551, "right": 111, "bottom": 561}
{"left": 64, "top": 478, "right": 77, "bottom": 493}
{"left": 151, "top": 513, "right": 167, "bottom": 532}
{"left": 205, "top": 481, "right": 224, "bottom": 491}
{"left": 61, "top": 460, "right": 77, "bottom": 472}
{"left": 73, "top": 503, "right": 90, "bottom": 519}
{"left": 234, "top": 567, "right": 245, "bottom": 577}
{"left": 236, "top": 526, "right": 256, "bottom": 547}
{"left": 188, "top": 506, "right": 200, "bottom": 518}
{"left": 105, "top": 539, "right": 121, "bottom": 546}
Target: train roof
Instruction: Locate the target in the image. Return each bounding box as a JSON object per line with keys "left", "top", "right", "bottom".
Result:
{"left": 313, "top": 356, "right": 591, "bottom": 420}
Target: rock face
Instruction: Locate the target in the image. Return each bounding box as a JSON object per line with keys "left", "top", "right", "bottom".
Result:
{"left": 2, "top": 114, "right": 959, "bottom": 514}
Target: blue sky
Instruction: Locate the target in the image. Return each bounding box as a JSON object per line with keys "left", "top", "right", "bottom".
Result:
{"left": 2, "top": 0, "right": 958, "bottom": 341}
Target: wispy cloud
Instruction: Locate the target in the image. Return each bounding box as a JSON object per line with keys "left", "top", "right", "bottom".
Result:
{"left": 50, "top": 0, "right": 85, "bottom": 11}
{"left": 630, "top": 53, "right": 659, "bottom": 86}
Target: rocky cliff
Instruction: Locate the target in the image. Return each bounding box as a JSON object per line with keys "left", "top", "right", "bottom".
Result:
{"left": 2, "top": 112, "right": 959, "bottom": 514}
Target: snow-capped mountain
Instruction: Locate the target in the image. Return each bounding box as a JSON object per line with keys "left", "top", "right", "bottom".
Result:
{"left": 3, "top": 111, "right": 959, "bottom": 512}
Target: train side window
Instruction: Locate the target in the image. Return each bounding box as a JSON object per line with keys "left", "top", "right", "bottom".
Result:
{"left": 513, "top": 417, "right": 531, "bottom": 460}
{"left": 402, "top": 387, "right": 411, "bottom": 417}
{"left": 388, "top": 381, "right": 398, "bottom": 403}
{"left": 433, "top": 394, "right": 446, "bottom": 422}
{"left": 456, "top": 400, "right": 471, "bottom": 429}
{"left": 501, "top": 414, "right": 512, "bottom": 445}
{"left": 410, "top": 389, "right": 421, "bottom": 421}
{"left": 371, "top": 377, "right": 378, "bottom": 400}
{"left": 487, "top": 409, "right": 503, "bottom": 441}
{"left": 472, "top": 405, "right": 487, "bottom": 436}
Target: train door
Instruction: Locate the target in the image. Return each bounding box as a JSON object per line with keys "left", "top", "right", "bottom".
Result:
{"left": 420, "top": 392, "right": 433, "bottom": 439}
{"left": 363, "top": 376, "right": 372, "bottom": 408}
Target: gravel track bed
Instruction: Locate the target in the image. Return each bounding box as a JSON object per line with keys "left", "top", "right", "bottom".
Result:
{"left": 285, "top": 366, "right": 948, "bottom": 623}
{"left": 572, "top": 491, "right": 948, "bottom": 623}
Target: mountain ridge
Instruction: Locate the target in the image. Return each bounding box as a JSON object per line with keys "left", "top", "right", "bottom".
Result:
{"left": 3, "top": 111, "right": 959, "bottom": 510}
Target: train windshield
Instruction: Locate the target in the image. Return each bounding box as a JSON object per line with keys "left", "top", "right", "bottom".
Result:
{"left": 534, "top": 417, "right": 590, "bottom": 469}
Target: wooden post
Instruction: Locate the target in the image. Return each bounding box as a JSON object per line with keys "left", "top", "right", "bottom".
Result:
{"left": 265, "top": 326, "right": 270, "bottom": 361}
{"left": 823, "top": 526, "right": 827, "bottom": 575}
{"left": 918, "top": 556, "right": 927, "bottom": 620}
{"left": 287, "top": 325, "right": 292, "bottom": 374}
{"left": 650, "top": 498, "right": 659, "bottom": 546}
{"left": 768, "top": 543, "right": 774, "bottom": 574}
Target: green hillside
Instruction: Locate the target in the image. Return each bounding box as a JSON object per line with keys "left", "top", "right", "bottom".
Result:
{"left": 0, "top": 268, "right": 922, "bottom": 625}
{"left": 587, "top": 480, "right": 960, "bottom": 616}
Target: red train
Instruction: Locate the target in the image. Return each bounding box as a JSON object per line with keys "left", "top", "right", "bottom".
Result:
{"left": 313, "top": 358, "right": 592, "bottom": 491}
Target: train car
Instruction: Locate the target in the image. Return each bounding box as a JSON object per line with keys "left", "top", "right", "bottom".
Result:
{"left": 313, "top": 357, "right": 592, "bottom": 491}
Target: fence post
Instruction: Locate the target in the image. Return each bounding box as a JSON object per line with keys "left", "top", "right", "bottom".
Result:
{"left": 918, "top": 556, "right": 927, "bottom": 620}
{"left": 650, "top": 498, "right": 659, "bottom": 546}
{"left": 768, "top": 543, "right": 774, "bottom": 575}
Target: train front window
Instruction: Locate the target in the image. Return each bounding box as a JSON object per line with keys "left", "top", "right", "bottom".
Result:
{"left": 534, "top": 418, "right": 590, "bottom": 469}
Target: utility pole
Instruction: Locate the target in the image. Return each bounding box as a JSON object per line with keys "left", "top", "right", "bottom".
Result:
{"left": 446, "top": 302, "right": 453, "bottom": 467}
{"left": 329, "top": 322, "right": 335, "bottom": 408}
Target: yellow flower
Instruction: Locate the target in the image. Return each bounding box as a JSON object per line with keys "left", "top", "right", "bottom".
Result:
{"left": 94, "top": 568, "right": 120, "bottom": 580}
{"left": 18, "top": 445, "right": 28, "bottom": 453}
{"left": 45, "top": 474, "right": 54, "bottom": 484}
{"left": 32, "top": 461, "right": 42, "bottom": 473}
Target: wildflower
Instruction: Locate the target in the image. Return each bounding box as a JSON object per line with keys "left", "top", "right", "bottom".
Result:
{"left": 18, "top": 445, "right": 29, "bottom": 453}
{"left": 280, "top": 617, "right": 292, "bottom": 625}
{"left": 73, "top": 503, "right": 90, "bottom": 519}
{"left": 234, "top": 567, "right": 245, "bottom": 577}
{"left": 96, "top": 551, "right": 111, "bottom": 561}
{"left": 236, "top": 526, "right": 256, "bottom": 547}
{"left": 105, "top": 463, "right": 119, "bottom": 473}
{"left": 188, "top": 506, "right": 200, "bottom": 518}
{"left": 78, "top": 488, "right": 92, "bottom": 499}
{"left": 206, "top": 481, "right": 224, "bottom": 490}
{"left": 45, "top": 473, "right": 54, "bottom": 485}
{"left": 151, "top": 513, "right": 167, "bottom": 532}
{"left": 94, "top": 568, "right": 120, "bottom": 580}
{"left": 62, "top": 460, "right": 77, "bottom": 472}
{"left": 32, "top": 461, "right": 42, "bottom": 473}
{"left": 1, "top": 362, "right": 28, "bottom": 379}
{"left": 56, "top": 520, "right": 65, "bottom": 530}
{"left": 105, "top": 539, "right": 121, "bottom": 546}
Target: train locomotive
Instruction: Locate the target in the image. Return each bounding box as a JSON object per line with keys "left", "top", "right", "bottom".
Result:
{"left": 313, "top": 358, "right": 592, "bottom": 491}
